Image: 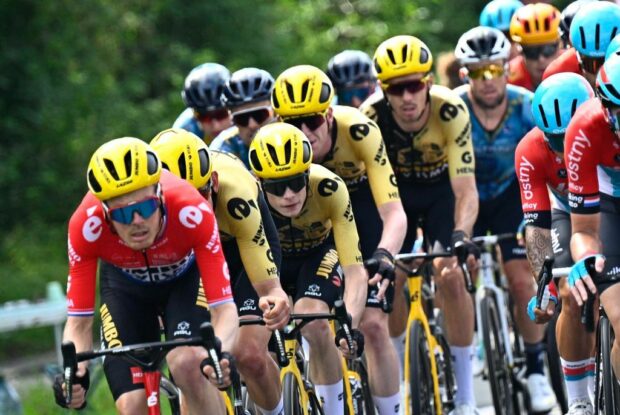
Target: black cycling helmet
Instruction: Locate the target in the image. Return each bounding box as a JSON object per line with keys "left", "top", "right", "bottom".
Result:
{"left": 326, "top": 50, "right": 375, "bottom": 89}
{"left": 181, "top": 63, "right": 230, "bottom": 112}
{"left": 223, "top": 67, "right": 275, "bottom": 108}
{"left": 455, "top": 26, "right": 511, "bottom": 65}
{"left": 559, "top": 0, "right": 595, "bottom": 45}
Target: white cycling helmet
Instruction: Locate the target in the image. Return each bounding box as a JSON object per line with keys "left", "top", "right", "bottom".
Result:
{"left": 455, "top": 26, "right": 511, "bottom": 65}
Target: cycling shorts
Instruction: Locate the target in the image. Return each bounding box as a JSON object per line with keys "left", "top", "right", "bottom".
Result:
{"left": 595, "top": 195, "right": 620, "bottom": 293}
{"left": 473, "top": 179, "right": 526, "bottom": 262}
{"left": 551, "top": 209, "right": 572, "bottom": 268}
{"left": 399, "top": 176, "right": 455, "bottom": 253}
{"left": 99, "top": 260, "right": 210, "bottom": 401}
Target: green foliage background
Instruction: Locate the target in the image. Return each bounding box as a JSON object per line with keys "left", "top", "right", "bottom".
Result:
{"left": 0, "top": 0, "right": 572, "bottom": 362}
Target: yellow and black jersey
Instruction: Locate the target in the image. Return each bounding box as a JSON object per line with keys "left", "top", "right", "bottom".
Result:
{"left": 211, "top": 150, "right": 278, "bottom": 283}
{"left": 323, "top": 105, "right": 400, "bottom": 206}
{"left": 360, "top": 85, "right": 475, "bottom": 184}
{"left": 270, "top": 164, "right": 363, "bottom": 267}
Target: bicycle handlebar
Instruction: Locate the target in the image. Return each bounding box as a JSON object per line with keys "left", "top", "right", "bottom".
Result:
{"left": 471, "top": 233, "right": 516, "bottom": 246}
{"left": 535, "top": 257, "right": 555, "bottom": 312}
{"left": 579, "top": 256, "right": 599, "bottom": 333}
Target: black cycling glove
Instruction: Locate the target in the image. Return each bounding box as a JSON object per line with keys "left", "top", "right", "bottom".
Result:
{"left": 451, "top": 230, "right": 480, "bottom": 260}
{"left": 53, "top": 368, "right": 89, "bottom": 410}
{"left": 335, "top": 327, "right": 365, "bottom": 358}
{"left": 369, "top": 248, "right": 395, "bottom": 282}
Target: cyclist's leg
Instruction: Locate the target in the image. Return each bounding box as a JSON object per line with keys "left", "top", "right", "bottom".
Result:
{"left": 293, "top": 245, "right": 344, "bottom": 415}
{"left": 163, "top": 262, "right": 226, "bottom": 414}
{"left": 552, "top": 208, "right": 596, "bottom": 408}
{"left": 232, "top": 271, "right": 283, "bottom": 414}
{"left": 99, "top": 261, "right": 161, "bottom": 414}
{"left": 427, "top": 180, "right": 476, "bottom": 409}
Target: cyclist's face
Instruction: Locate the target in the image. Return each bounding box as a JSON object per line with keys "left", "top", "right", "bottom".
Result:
{"left": 300, "top": 108, "right": 333, "bottom": 163}
{"left": 265, "top": 185, "right": 307, "bottom": 218}
{"left": 106, "top": 186, "right": 162, "bottom": 250}
{"left": 198, "top": 110, "right": 232, "bottom": 139}
{"left": 231, "top": 100, "right": 275, "bottom": 145}
{"left": 468, "top": 59, "right": 507, "bottom": 109}
{"left": 383, "top": 73, "right": 431, "bottom": 124}
{"left": 522, "top": 41, "right": 561, "bottom": 87}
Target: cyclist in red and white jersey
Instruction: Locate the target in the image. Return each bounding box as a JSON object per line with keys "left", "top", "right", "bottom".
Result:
{"left": 565, "top": 54, "right": 620, "bottom": 384}
{"left": 56, "top": 137, "right": 238, "bottom": 414}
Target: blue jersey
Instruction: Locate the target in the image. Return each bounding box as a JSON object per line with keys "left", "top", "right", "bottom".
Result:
{"left": 456, "top": 84, "right": 535, "bottom": 201}
{"left": 172, "top": 108, "right": 206, "bottom": 140}
{"left": 210, "top": 126, "right": 250, "bottom": 170}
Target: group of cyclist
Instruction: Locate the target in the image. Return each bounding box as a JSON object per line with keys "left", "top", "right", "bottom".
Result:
{"left": 52, "top": 0, "right": 620, "bottom": 414}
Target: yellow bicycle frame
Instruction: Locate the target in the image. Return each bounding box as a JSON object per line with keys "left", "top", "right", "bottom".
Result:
{"left": 403, "top": 271, "right": 444, "bottom": 415}
{"left": 330, "top": 320, "right": 356, "bottom": 414}
{"left": 280, "top": 336, "right": 314, "bottom": 415}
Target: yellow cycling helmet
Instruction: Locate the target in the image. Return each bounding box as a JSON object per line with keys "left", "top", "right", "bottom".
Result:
{"left": 271, "top": 65, "right": 334, "bottom": 118}
{"left": 373, "top": 35, "right": 433, "bottom": 82}
{"left": 87, "top": 137, "right": 161, "bottom": 201}
{"left": 149, "top": 128, "right": 213, "bottom": 190}
{"left": 249, "top": 122, "right": 312, "bottom": 179}
{"left": 510, "top": 3, "right": 561, "bottom": 45}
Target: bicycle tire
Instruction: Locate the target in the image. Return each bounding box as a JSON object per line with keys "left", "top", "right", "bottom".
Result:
{"left": 409, "top": 320, "right": 436, "bottom": 415}
{"left": 599, "top": 315, "right": 620, "bottom": 415}
{"left": 283, "top": 372, "right": 304, "bottom": 415}
{"left": 308, "top": 389, "right": 325, "bottom": 415}
{"left": 480, "top": 294, "right": 515, "bottom": 415}
{"left": 546, "top": 308, "right": 568, "bottom": 414}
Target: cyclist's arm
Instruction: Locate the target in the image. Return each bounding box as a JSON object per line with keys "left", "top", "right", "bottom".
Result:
{"left": 451, "top": 176, "right": 478, "bottom": 237}
{"left": 341, "top": 264, "right": 368, "bottom": 328}
{"left": 62, "top": 316, "right": 93, "bottom": 374}
{"left": 377, "top": 201, "right": 407, "bottom": 254}
{"left": 210, "top": 302, "right": 239, "bottom": 352}
{"left": 524, "top": 226, "right": 553, "bottom": 280}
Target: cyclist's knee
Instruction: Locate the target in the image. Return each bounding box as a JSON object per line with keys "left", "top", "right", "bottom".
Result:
{"left": 505, "top": 271, "right": 534, "bottom": 303}
{"left": 360, "top": 310, "right": 389, "bottom": 348}
{"left": 116, "top": 390, "right": 147, "bottom": 415}
{"left": 234, "top": 337, "right": 270, "bottom": 378}
{"left": 435, "top": 268, "right": 467, "bottom": 299}
{"left": 167, "top": 346, "right": 206, "bottom": 386}
{"left": 300, "top": 319, "right": 333, "bottom": 348}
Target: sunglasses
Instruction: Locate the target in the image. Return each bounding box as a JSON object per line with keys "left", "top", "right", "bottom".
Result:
{"left": 467, "top": 64, "right": 506, "bottom": 80}
{"left": 262, "top": 173, "right": 309, "bottom": 197}
{"left": 578, "top": 55, "right": 605, "bottom": 75}
{"left": 522, "top": 43, "right": 559, "bottom": 60}
{"left": 282, "top": 113, "right": 326, "bottom": 131}
{"left": 338, "top": 86, "right": 374, "bottom": 106}
{"left": 231, "top": 107, "right": 272, "bottom": 127}
{"left": 194, "top": 108, "right": 229, "bottom": 123}
{"left": 106, "top": 196, "right": 160, "bottom": 225}
{"left": 383, "top": 75, "right": 431, "bottom": 96}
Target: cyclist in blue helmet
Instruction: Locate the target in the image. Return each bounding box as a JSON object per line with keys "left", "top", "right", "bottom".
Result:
{"left": 210, "top": 68, "right": 276, "bottom": 169}
{"left": 479, "top": 0, "right": 524, "bottom": 59}
{"left": 606, "top": 34, "right": 620, "bottom": 61}
{"left": 520, "top": 73, "right": 595, "bottom": 414}
{"left": 558, "top": 0, "right": 595, "bottom": 49}
{"left": 326, "top": 50, "right": 378, "bottom": 108}
{"left": 173, "top": 63, "right": 232, "bottom": 144}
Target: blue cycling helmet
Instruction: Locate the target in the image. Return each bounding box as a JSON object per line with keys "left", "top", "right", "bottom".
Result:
{"left": 182, "top": 63, "right": 231, "bottom": 112}
{"left": 533, "top": 73, "right": 594, "bottom": 152}
{"left": 569, "top": 2, "right": 620, "bottom": 58}
{"left": 480, "top": 0, "right": 524, "bottom": 33}
{"left": 606, "top": 34, "right": 620, "bottom": 61}
{"left": 597, "top": 55, "right": 620, "bottom": 131}
{"left": 223, "top": 67, "right": 274, "bottom": 108}
{"left": 559, "top": 0, "right": 595, "bottom": 45}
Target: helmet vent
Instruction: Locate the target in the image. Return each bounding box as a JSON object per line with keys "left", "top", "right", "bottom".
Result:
{"left": 283, "top": 139, "right": 292, "bottom": 164}
{"left": 123, "top": 150, "right": 132, "bottom": 178}
{"left": 419, "top": 48, "right": 429, "bottom": 64}
{"left": 302, "top": 141, "right": 312, "bottom": 163}
{"left": 523, "top": 19, "right": 531, "bottom": 34}
{"left": 554, "top": 99, "right": 561, "bottom": 127}
{"left": 579, "top": 27, "right": 586, "bottom": 50}
{"left": 146, "top": 151, "right": 159, "bottom": 175}
{"left": 605, "top": 83, "right": 620, "bottom": 102}
{"left": 249, "top": 150, "right": 262, "bottom": 172}
{"left": 240, "top": 79, "right": 250, "bottom": 95}
{"left": 570, "top": 99, "right": 578, "bottom": 117}
{"left": 386, "top": 49, "right": 396, "bottom": 65}
{"left": 537, "top": 104, "right": 549, "bottom": 128}
{"left": 267, "top": 143, "right": 280, "bottom": 166}
{"left": 198, "top": 149, "right": 210, "bottom": 176}
{"left": 595, "top": 24, "right": 600, "bottom": 51}
{"left": 612, "top": 27, "right": 619, "bottom": 40}
{"left": 177, "top": 153, "right": 188, "bottom": 179}
{"left": 88, "top": 170, "right": 102, "bottom": 193}
{"left": 104, "top": 158, "right": 120, "bottom": 181}
{"left": 373, "top": 60, "right": 382, "bottom": 75}
{"left": 285, "top": 81, "right": 296, "bottom": 103}
{"left": 300, "top": 80, "right": 310, "bottom": 102}
{"left": 401, "top": 44, "right": 408, "bottom": 63}
{"left": 319, "top": 83, "right": 331, "bottom": 103}
{"left": 272, "top": 91, "right": 280, "bottom": 108}
{"left": 253, "top": 77, "right": 262, "bottom": 91}
{"left": 162, "top": 162, "right": 170, "bottom": 171}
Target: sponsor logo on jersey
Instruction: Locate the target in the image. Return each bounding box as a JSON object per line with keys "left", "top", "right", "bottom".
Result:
{"left": 131, "top": 367, "right": 144, "bottom": 384}
{"left": 82, "top": 206, "right": 103, "bottom": 242}
{"left": 240, "top": 299, "right": 257, "bottom": 312}
{"left": 518, "top": 155, "right": 535, "bottom": 200}
{"left": 179, "top": 202, "right": 211, "bottom": 229}
{"left": 174, "top": 321, "right": 191, "bottom": 337}
{"left": 566, "top": 129, "right": 592, "bottom": 186}
{"left": 100, "top": 303, "right": 122, "bottom": 348}
{"left": 305, "top": 284, "right": 322, "bottom": 297}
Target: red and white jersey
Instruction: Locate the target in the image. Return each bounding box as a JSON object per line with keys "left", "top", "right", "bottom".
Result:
{"left": 515, "top": 127, "right": 569, "bottom": 228}
{"left": 542, "top": 48, "right": 581, "bottom": 81}
{"left": 508, "top": 56, "right": 535, "bottom": 91}
{"left": 66, "top": 170, "right": 233, "bottom": 316}
{"left": 565, "top": 98, "right": 620, "bottom": 213}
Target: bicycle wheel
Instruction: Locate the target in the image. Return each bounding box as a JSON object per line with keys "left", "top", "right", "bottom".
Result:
{"left": 346, "top": 359, "right": 376, "bottom": 415}
{"left": 480, "top": 294, "right": 515, "bottom": 415}
{"left": 599, "top": 315, "right": 620, "bottom": 415}
{"left": 546, "top": 308, "right": 568, "bottom": 414}
{"left": 283, "top": 372, "right": 304, "bottom": 415}
{"left": 435, "top": 332, "right": 456, "bottom": 412}
{"left": 408, "top": 320, "right": 436, "bottom": 415}
{"left": 307, "top": 388, "right": 325, "bottom": 415}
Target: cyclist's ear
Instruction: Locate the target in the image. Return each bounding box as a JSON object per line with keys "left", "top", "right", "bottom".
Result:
{"left": 459, "top": 67, "right": 469, "bottom": 83}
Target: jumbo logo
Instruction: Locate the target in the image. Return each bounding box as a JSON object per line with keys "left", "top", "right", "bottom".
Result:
{"left": 179, "top": 203, "right": 211, "bottom": 229}
{"left": 100, "top": 303, "right": 122, "bottom": 348}
{"left": 82, "top": 205, "right": 102, "bottom": 242}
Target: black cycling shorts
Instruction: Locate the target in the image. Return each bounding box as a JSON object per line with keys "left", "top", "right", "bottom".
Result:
{"left": 595, "top": 195, "right": 620, "bottom": 293}
{"left": 399, "top": 176, "right": 455, "bottom": 253}
{"left": 474, "top": 180, "right": 527, "bottom": 262}
{"left": 551, "top": 209, "right": 572, "bottom": 268}
{"left": 233, "top": 243, "right": 343, "bottom": 316}
{"left": 99, "top": 260, "right": 211, "bottom": 401}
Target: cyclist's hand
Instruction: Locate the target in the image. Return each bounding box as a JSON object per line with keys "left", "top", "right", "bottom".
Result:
{"left": 335, "top": 328, "right": 365, "bottom": 359}
{"left": 452, "top": 230, "right": 480, "bottom": 271}
{"left": 568, "top": 255, "right": 604, "bottom": 306}
{"left": 201, "top": 352, "right": 236, "bottom": 391}
{"left": 259, "top": 293, "right": 290, "bottom": 330}
{"left": 526, "top": 294, "right": 557, "bottom": 324}
{"left": 367, "top": 248, "right": 395, "bottom": 300}
{"left": 53, "top": 366, "right": 89, "bottom": 409}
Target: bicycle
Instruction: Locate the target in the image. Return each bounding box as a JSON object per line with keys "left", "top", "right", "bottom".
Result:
{"left": 391, "top": 250, "right": 458, "bottom": 415}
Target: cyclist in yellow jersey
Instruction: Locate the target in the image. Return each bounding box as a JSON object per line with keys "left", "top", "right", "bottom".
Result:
{"left": 360, "top": 35, "right": 480, "bottom": 415}
{"left": 272, "top": 65, "right": 406, "bottom": 415}
{"left": 249, "top": 123, "right": 368, "bottom": 415}
{"left": 150, "top": 129, "right": 290, "bottom": 415}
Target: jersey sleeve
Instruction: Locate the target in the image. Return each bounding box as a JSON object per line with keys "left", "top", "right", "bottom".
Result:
{"left": 441, "top": 95, "right": 476, "bottom": 179}
{"left": 348, "top": 116, "right": 400, "bottom": 206}
{"left": 192, "top": 201, "right": 234, "bottom": 307}
{"left": 515, "top": 130, "right": 552, "bottom": 228}
{"left": 223, "top": 191, "right": 279, "bottom": 284}
{"left": 66, "top": 205, "right": 101, "bottom": 317}
{"left": 325, "top": 176, "right": 364, "bottom": 266}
